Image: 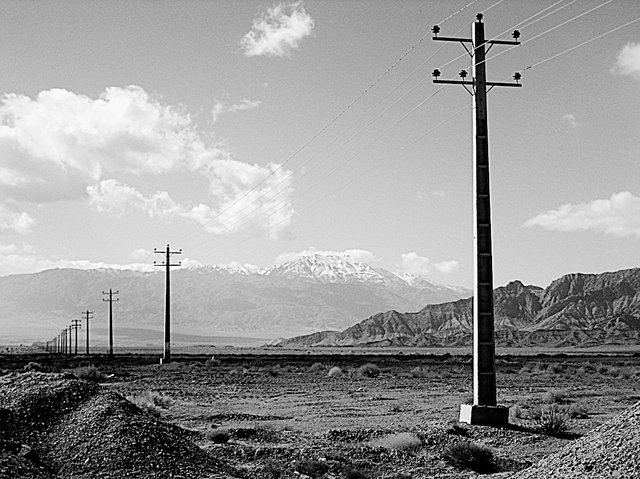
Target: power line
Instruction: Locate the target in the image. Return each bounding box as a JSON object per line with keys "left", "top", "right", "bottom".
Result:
{"left": 519, "top": 15, "right": 640, "bottom": 73}
{"left": 172, "top": 0, "right": 490, "bottom": 240}
{"left": 154, "top": 244, "right": 181, "bottom": 364}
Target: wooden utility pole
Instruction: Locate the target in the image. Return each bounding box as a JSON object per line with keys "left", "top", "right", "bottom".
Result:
{"left": 432, "top": 13, "right": 521, "bottom": 426}
{"left": 102, "top": 289, "right": 119, "bottom": 358}
{"left": 83, "top": 310, "right": 94, "bottom": 355}
{"left": 71, "top": 319, "right": 82, "bottom": 355}
{"left": 154, "top": 244, "right": 181, "bottom": 363}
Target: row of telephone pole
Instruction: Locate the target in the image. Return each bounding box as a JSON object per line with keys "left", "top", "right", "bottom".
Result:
{"left": 46, "top": 290, "right": 119, "bottom": 356}
{"left": 43, "top": 244, "right": 180, "bottom": 362}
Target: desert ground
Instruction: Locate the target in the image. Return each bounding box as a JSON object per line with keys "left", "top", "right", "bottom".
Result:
{"left": 1, "top": 350, "right": 639, "bottom": 478}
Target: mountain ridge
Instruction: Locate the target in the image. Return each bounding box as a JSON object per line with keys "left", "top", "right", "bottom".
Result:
{"left": 277, "top": 268, "right": 640, "bottom": 348}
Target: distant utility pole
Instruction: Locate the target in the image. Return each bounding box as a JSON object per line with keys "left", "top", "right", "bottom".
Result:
{"left": 154, "top": 244, "right": 181, "bottom": 364}
{"left": 102, "top": 289, "right": 119, "bottom": 358}
{"left": 71, "top": 319, "right": 82, "bottom": 355}
{"left": 83, "top": 310, "right": 94, "bottom": 355}
{"left": 432, "top": 13, "right": 521, "bottom": 426}
{"left": 68, "top": 326, "right": 73, "bottom": 355}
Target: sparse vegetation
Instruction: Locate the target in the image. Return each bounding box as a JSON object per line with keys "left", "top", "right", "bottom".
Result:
{"left": 205, "top": 357, "right": 221, "bottom": 368}
{"left": 23, "top": 361, "right": 45, "bottom": 372}
{"left": 359, "top": 363, "right": 380, "bottom": 378}
{"left": 293, "top": 458, "right": 329, "bottom": 477}
{"left": 446, "top": 424, "right": 469, "bottom": 436}
{"left": 71, "top": 365, "right": 103, "bottom": 381}
{"left": 443, "top": 441, "right": 495, "bottom": 473}
{"left": 568, "top": 401, "right": 589, "bottom": 419}
{"left": 369, "top": 432, "right": 421, "bottom": 452}
{"left": 127, "top": 390, "right": 172, "bottom": 417}
{"left": 531, "top": 404, "right": 569, "bottom": 435}
{"left": 206, "top": 429, "right": 230, "bottom": 444}
{"left": 409, "top": 366, "right": 427, "bottom": 378}
{"left": 328, "top": 366, "right": 343, "bottom": 378}
{"left": 309, "top": 362, "right": 324, "bottom": 372}
{"left": 543, "top": 390, "right": 567, "bottom": 404}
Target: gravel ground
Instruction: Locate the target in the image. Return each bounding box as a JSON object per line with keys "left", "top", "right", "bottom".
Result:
{"left": 510, "top": 402, "right": 640, "bottom": 478}
{"left": 0, "top": 372, "right": 239, "bottom": 479}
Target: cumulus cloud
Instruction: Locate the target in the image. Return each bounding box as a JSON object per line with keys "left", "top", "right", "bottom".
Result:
{"left": 0, "top": 206, "right": 34, "bottom": 234}
{"left": 399, "top": 252, "right": 460, "bottom": 276}
{"left": 274, "top": 247, "right": 381, "bottom": 265}
{"left": 523, "top": 191, "right": 640, "bottom": 237}
{"left": 562, "top": 113, "right": 579, "bottom": 128}
{"left": 0, "top": 86, "right": 294, "bottom": 238}
{"left": 241, "top": 2, "right": 315, "bottom": 58}
{"left": 212, "top": 98, "right": 262, "bottom": 123}
{"left": 613, "top": 42, "right": 640, "bottom": 79}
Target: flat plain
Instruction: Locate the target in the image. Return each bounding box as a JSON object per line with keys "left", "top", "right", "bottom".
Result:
{"left": 1, "top": 350, "right": 639, "bottom": 478}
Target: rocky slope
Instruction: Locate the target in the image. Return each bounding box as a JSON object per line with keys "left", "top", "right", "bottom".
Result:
{"left": 0, "top": 254, "right": 470, "bottom": 342}
{"left": 278, "top": 268, "right": 640, "bottom": 347}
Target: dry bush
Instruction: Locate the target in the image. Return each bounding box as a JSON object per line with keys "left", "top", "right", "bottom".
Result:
{"left": 543, "top": 390, "right": 567, "bottom": 404}
{"left": 205, "top": 357, "right": 221, "bottom": 368}
{"left": 368, "top": 432, "right": 421, "bottom": 452}
{"left": 309, "top": 362, "right": 325, "bottom": 373}
{"left": 23, "top": 362, "right": 46, "bottom": 372}
{"left": 342, "top": 466, "right": 370, "bottom": 479}
{"left": 359, "top": 363, "right": 380, "bottom": 378}
{"left": 443, "top": 441, "right": 495, "bottom": 473}
{"left": 293, "top": 458, "right": 328, "bottom": 477}
{"left": 128, "top": 390, "right": 172, "bottom": 417}
{"left": 328, "top": 366, "right": 343, "bottom": 378}
{"left": 509, "top": 404, "right": 524, "bottom": 420}
{"left": 410, "top": 366, "right": 427, "bottom": 378}
{"left": 568, "top": 402, "right": 589, "bottom": 419}
{"left": 446, "top": 424, "right": 469, "bottom": 436}
{"left": 71, "top": 365, "right": 103, "bottom": 381}
{"left": 206, "top": 429, "right": 230, "bottom": 444}
{"left": 531, "top": 404, "right": 569, "bottom": 435}
{"left": 263, "top": 365, "right": 281, "bottom": 377}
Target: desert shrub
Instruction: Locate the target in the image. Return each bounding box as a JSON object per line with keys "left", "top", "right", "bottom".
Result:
{"left": 531, "top": 404, "right": 569, "bottom": 435}
{"left": 328, "top": 366, "right": 343, "bottom": 378}
{"left": 443, "top": 441, "right": 495, "bottom": 473}
{"left": 206, "top": 429, "right": 230, "bottom": 444}
{"left": 128, "top": 390, "right": 172, "bottom": 417}
{"left": 543, "top": 390, "right": 567, "bottom": 404}
{"left": 548, "top": 363, "right": 565, "bottom": 374}
{"left": 23, "top": 362, "right": 45, "bottom": 372}
{"left": 293, "top": 458, "right": 328, "bottom": 477}
{"left": 410, "top": 366, "right": 427, "bottom": 378}
{"left": 446, "top": 424, "right": 469, "bottom": 436}
{"left": 596, "top": 365, "right": 609, "bottom": 375}
{"left": 343, "top": 466, "right": 369, "bottom": 479}
{"left": 619, "top": 367, "right": 634, "bottom": 379}
{"left": 71, "top": 365, "right": 103, "bottom": 381}
{"left": 205, "top": 357, "right": 221, "bottom": 368}
{"left": 263, "top": 365, "right": 281, "bottom": 377}
{"left": 309, "top": 362, "right": 325, "bottom": 373}
{"left": 368, "top": 432, "right": 421, "bottom": 452}
{"left": 359, "top": 363, "right": 380, "bottom": 378}
{"left": 568, "top": 402, "right": 589, "bottom": 419}
{"left": 509, "top": 404, "right": 524, "bottom": 420}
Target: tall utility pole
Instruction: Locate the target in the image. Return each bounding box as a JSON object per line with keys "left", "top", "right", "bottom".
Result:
{"left": 83, "top": 310, "right": 94, "bottom": 355}
{"left": 68, "top": 326, "right": 73, "bottom": 355}
{"left": 102, "top": 289, "right": 119, "bottom": 358}
{"left": 71, "top": 319, "right": 82, "bottom": 355}
{"left": 154, "top": 244, "right": 181, "bottom": 364}
{"left": 432, "top": 13, "right": 521, "bottom": 426}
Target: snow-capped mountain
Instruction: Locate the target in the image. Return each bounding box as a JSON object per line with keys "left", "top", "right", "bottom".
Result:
{"left": 0, "top": 254, "right": 471, "bottom": 341}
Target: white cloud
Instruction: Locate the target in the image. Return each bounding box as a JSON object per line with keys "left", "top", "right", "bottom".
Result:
{"left": 131, "top": 248, "right": 153, "bottom": 261}
{"left": 212, "top": 98, "right": 262, "bottom": 123}
{"left": 523, "top": 191, "right": 640, "bottom": 237}
{"left": 613, "top": 42, "right": 640, "bottom": 79}
{"left": 274, "top": 247, "right": 381, "bottom": 265}
{"left": 562, "top": 113, "right": 579, "bottom": 129}
{"left": 0, "top": 86, "right": 294, "bottom": 238}
{"left": 0, "top": 206, "right": 34, "bottom": 234}
{"left": 241, "top": 2, "right": 315, "bottom": 58}
{"left": 399, "top": 252, "right": 460, "bottom": 276}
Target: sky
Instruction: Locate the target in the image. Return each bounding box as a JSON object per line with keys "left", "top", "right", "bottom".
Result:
{"left": 0, "top": 0, "right": 639, "bottom": 289}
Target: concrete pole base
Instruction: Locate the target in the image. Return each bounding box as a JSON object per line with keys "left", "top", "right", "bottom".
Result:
{"left": 459, "top": 404, "right": 509, "bottom": 426}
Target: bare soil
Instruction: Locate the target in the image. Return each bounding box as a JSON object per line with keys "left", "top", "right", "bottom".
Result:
{"left": 1, "top": 351, "right": 639, "bottom": 478}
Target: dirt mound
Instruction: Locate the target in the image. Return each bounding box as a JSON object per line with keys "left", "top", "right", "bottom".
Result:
{"left": 510, "top": 401, "right": 640, "bottom": 478}
{"left": 0, "top": 372, "right": 238, "bottom": 478}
